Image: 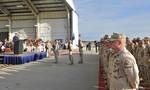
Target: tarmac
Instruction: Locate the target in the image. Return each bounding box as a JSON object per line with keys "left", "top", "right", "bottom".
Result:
{"left": 0, "top": 50, "right": 99, "bottom": 90}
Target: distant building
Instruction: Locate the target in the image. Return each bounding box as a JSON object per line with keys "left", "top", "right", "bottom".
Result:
{"left": 0, "top": 0, "right": 78, "bottom": 46}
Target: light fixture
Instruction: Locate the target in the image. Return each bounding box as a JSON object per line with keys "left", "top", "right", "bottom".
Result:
{"left": 34, "top": 24, "right": 38, "bottom": 27}
{"left": 16, "top": 5, "right": 23, "bottom": 8}
{"left": 5, "top": 25, "right": 10, "bottom": 27}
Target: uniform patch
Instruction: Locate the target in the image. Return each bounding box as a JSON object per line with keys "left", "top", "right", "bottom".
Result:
{"left": 124, "top": 58, "right": 133, "bottom": 68}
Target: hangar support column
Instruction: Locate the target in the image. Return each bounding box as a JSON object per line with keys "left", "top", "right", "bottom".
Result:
{"left": 36, "top": 14, "right": 40, "bottom": 39}
{"left": 66, "top": 6, "right": 72, "bottom": 41}
{"left": 8, "top": 17, "right": 12, "bottom": 41}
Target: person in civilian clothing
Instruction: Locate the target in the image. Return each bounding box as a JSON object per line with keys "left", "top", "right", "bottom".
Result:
{"left": 12, "top": 33, "right": 19, "bottom": 43}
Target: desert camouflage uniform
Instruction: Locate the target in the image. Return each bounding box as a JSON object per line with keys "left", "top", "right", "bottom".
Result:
{"left": 102, "top": 44, "right": 110, "bottom": 73}
{"left": 136, "top": 45, "right": 145, "bottom": 79}
{"left": 133, "top": 43, "right": 139, "bottom": 62}
{"left": 126, "top": 43, "right": 134, "bottom": 55}
{"left": 99, "top": 42, "right": 113, "bottom": 89}
{"left": 108, "top": 48, "right": 139, "bottom": 90}
{"left": 143, "top": 44, "right": 150, "bottom": 80}
{"left": 78, "top": 39, "right": 84, "bottom": 63}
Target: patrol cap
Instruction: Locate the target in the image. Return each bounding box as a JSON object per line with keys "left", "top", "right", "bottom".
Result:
{"left": 109, "top": 33, "right": 126, "bottom": 41}
{"left": 144, "top": 37, "right": 149, "bottom": 41}
{"left": 104, "top": 34, "right": 109, "bottom": 39}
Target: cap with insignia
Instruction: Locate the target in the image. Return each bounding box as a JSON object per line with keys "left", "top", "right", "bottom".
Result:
{"left": 144, "top": 37, "right": 149, "bottom": 41}
{"left": 109, "top": 33, "right": 126, "bottom": 41}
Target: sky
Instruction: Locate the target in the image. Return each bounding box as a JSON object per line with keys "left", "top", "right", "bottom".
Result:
{"left": 74, "top": 0, "right": 150, "bottom": 41}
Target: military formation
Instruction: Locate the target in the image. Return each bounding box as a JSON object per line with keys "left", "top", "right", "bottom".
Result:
{"left": 126, "top": 37, "right": 150, "bottom": 82}
{"left": 99, "top": 33, "right": 150, "bottom": 90}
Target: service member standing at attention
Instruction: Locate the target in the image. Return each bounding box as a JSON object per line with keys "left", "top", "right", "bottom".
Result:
{"left": 143, "top": 37, "right": 150, "bottom": 81}
{"left": 52, "top": 40, "right": 60, "bottom": 64}
{"left": 78, "top": 39, "right": 84, "bottom": 64}
{"left": 108, "top": 33, "right": 139, "bottom": 90}
{"left": 68, "top": 40, "right": 74, "bottom": 65}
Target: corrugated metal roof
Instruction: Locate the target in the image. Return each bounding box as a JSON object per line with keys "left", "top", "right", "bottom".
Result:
{"left": 0, "top": 0, "right": 69, "bottom": 16}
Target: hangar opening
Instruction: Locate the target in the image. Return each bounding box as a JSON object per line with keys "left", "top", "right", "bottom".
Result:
{"left": 0, "top": 0, "right": 78, "bottom": 45}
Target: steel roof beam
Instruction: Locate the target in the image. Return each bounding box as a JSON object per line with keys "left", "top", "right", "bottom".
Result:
{"left": 0, "top": 6, "right": 10, "bottom": 16}
{"left": 0, "top": 0, "right": 21, "bottom": 3}
{"left": 22, "top": 0, "right": 39, "bottom": 16}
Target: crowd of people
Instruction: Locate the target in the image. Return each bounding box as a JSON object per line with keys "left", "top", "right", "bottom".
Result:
{"left": 99, "top": 33, "right": 144, "bottom": 90}
{"left": 23, "top": 39, "right": 84, "bottom": 65}
{"left": 86, "top": 41, "right": 99, "bottom": 53}
{"left": 0, "top": 32, "right": 85, "bottom": 65}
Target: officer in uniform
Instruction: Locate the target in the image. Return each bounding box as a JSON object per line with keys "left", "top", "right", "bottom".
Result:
{"left": 100, "top": 35, "right": 110, "bottom": 73}
{"left": 52, "top": 40, "right": 60, "bottom": 63}
{"left": 108, "top": 33, "right": 139, "bottom": 90}
{"left": 68, "top": 40, "right": 74, "bottom": 65}
{"left": 136, "top": 40, "right": 145, "bottom": 80}
{"left": 99, "top": 35, "right": 111, "bottom": 89}
{"left": 126, "top": 38, "right": 134, "bottom": 55}
{"left": 143, "top": 37, "right": 150, "bottom": 81}
{"left": 78, "top": 39, "right": 84, "bottom": 64}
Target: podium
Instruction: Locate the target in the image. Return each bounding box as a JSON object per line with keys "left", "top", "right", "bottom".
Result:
{"left": 14, "top": 40, "right": 23, "bottom": 54}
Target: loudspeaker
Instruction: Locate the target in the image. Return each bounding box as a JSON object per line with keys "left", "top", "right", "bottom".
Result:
{"left": 14, "top": 40, "right": 23, "bottom": 54}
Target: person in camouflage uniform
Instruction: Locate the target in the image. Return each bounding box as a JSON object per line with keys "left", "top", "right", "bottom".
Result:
{"left": 126, "top": 37, "right": 134, "bottom": 55}
{"left": 143, "top": 37, "right": 150, "bottom": 81}
{"left": 133, "top": 41, "right": 139, "bottom": 62}
{"left": 68, "top": 40, "right": 74, "bottom": 65}
{"left": 108, "top": 33, "right": 139, "bottom": 90}
{"left": 136, "top": 40, "right": 145, "bottom": 80}
{"left": 100, "top": 35, "right": 110, "bottom": 73}
{"left": 99, "top": 35, "right": 112, "bottom": 89}
{"left": 78, "top": 39, "right": 84, "bottom": 64}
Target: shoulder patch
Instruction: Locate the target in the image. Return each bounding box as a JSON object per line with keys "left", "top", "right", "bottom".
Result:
{"left": 124, "top": 58, "right": 133, "bottom": 68}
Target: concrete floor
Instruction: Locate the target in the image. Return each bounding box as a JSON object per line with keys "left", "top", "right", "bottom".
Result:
{"left": 0, "top": 52, "right": 99, "bottom": 90}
